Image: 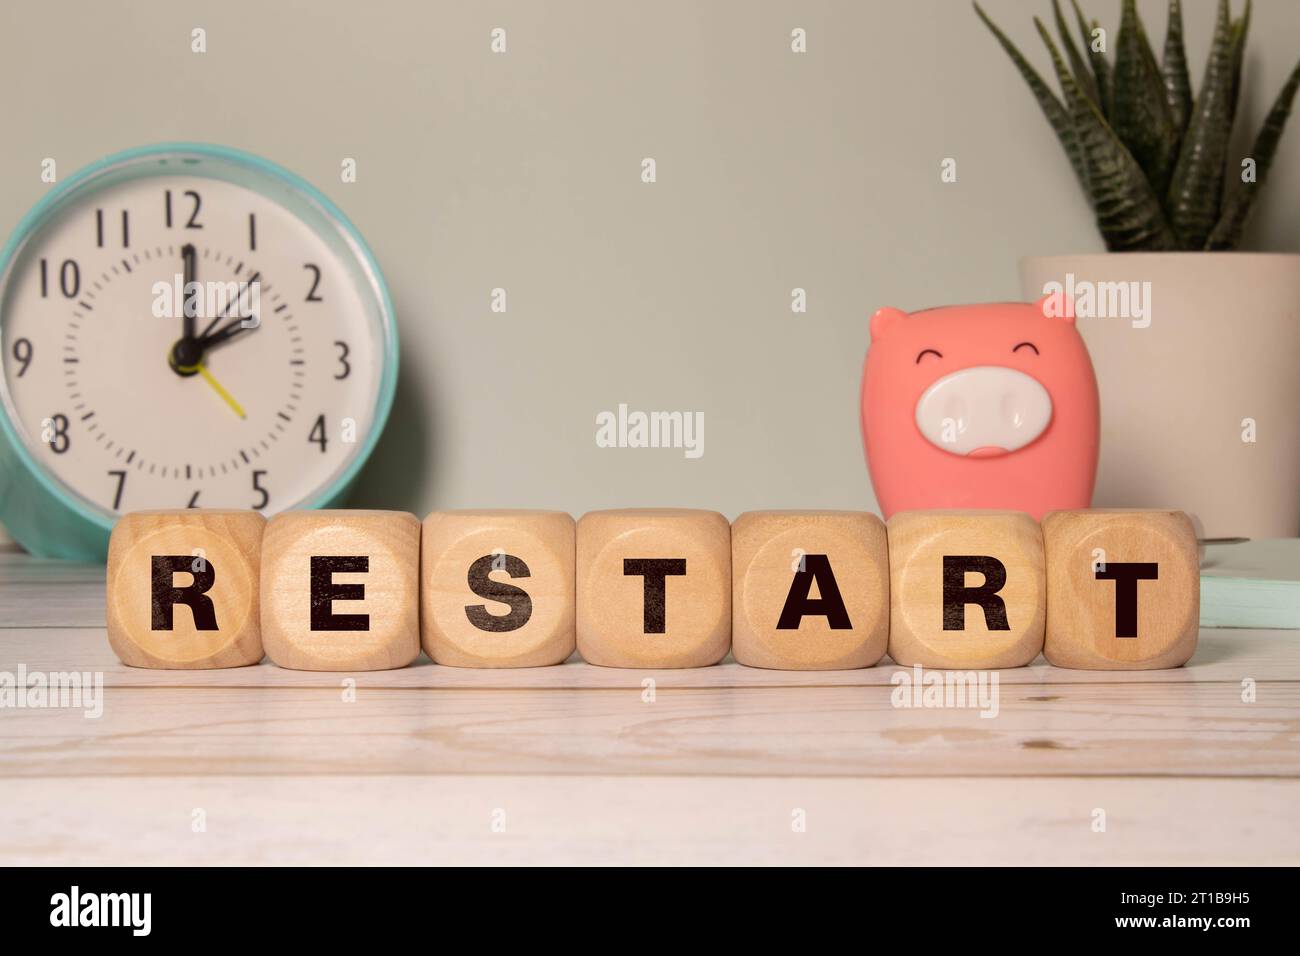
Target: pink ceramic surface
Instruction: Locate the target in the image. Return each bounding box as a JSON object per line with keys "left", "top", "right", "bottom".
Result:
{"left": 861, "top": 298, "right": 1099, "bottom": 519}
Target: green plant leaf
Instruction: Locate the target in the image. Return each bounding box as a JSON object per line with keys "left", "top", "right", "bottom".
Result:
{"left": 1069, "top": 0, "right": 1112, "bottom": 117}
{"left": 1228, "top": 0, "right": 1253, "bottom": 126}
{"left": 1053, "top": 0, "right": 1099, "bottom": 108}
{"left": 1167, "top": 0, "right": 1235, "bottom": 249}
{"left": 973, "top": 2, "right": 1087, "bottom": 188}
{"left": 1112, "top": 0, "right": 1179, "bottom": 198}
{"left": 1035, "top": 17, "right": 1176, "bottom": 250}
{"left": 1206, "top": 56, "right": 1300, "bottom": 249}
{"left": 1162, "top": 0, "right": 1193, "bottom": 134}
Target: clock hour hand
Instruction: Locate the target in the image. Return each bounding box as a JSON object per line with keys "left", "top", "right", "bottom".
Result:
{"left": 169, "top": 264, "right": 258, "bottom": 375}
{"left": 180, "top": 243, "right": 198, "bottom": 342}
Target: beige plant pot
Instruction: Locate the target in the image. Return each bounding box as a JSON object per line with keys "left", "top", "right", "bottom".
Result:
{"left": 1020, "top": 253, "right": 1300, "bottom": 540}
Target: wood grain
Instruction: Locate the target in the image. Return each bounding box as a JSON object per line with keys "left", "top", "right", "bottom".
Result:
{"left": 0, "top": 627, "right": 1292, "bottom": 688}
{"left": 2, "top": 683, "right": 1296, "bottom": 779}
{"left": 0, "top": 553, "right": 109, "bottom": 628}
{"left": 1, "top": 775, "right": 1294, "bottom": 866}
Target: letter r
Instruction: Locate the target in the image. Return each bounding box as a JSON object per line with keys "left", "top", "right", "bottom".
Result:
{"left": 151, "top": 555, "right": 218, "bottom": 630}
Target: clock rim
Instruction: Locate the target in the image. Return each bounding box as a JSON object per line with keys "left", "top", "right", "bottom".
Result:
{"left": 0, "top": 141, "right": 400, "bottom": 557}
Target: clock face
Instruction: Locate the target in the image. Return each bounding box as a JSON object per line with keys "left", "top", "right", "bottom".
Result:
{"left": 0, "top": 149, "right": 395, "bottom": 522}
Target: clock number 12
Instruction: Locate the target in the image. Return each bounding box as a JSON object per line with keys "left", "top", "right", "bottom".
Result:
{"left": 164, "top": 190, "right": 203, "bottom": 229}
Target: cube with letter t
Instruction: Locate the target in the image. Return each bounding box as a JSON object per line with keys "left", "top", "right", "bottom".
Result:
{"left": 1042, "top": 509, "right": 1198, "bottom": 670}
{"left": 260, "top": 510, "right": 421, "bottom": 671}
{"left": 577, "top": 509, "right": 731, "bottom": 668}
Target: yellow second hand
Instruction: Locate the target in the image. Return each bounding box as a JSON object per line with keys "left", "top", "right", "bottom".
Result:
{"left": 179, "top": 360, "right": 246, "bottom": 419}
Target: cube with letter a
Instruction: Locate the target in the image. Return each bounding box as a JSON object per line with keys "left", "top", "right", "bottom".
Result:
{"left": 732, "top": 510, "right": 889, "bottom": 670}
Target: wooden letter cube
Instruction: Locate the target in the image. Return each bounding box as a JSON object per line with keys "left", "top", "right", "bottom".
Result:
{"left": 1043, "top": 509, "right": 1199, "bottom": 670}
{"left": 106, "top": 510, "right": 265, "bottom": 669}
{"left": 732, "top": 511, "right": 889, "bottom": 670}
{"left": 421, "top": 510, "right": 575, "bottom": 667}
{"left": 577, "top": 509, "right": 730, "bottom": 668}
{"left": 260, "top": 510, "right": 420, "bottom": 671}
{"left": 887, "top": 510, "right": 1045, "bottom": 668}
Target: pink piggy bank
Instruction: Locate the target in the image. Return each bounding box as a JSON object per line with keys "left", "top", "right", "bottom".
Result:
{"left": 860, "top": 298, "right": 1099, "bottom": 519}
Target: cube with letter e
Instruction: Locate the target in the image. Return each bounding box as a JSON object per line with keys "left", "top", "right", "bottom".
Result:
{"left": 260, "top": 510, "right": 420, "bottom": 671}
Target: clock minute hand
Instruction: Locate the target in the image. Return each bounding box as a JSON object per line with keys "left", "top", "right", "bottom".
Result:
{"left": 198, "top": 270, "right": 260, "bottom": 340}
{"left": 200, "top": 317, "right": 257, "bottom": 351}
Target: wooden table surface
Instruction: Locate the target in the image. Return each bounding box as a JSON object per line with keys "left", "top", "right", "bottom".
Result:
{"left": 1, "top": 549, "right": 1297, "bottom": 865}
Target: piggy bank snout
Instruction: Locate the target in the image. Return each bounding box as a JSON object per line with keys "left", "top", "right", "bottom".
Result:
{"left": 914, "top": 365, "right": 1052, "bottom": 457}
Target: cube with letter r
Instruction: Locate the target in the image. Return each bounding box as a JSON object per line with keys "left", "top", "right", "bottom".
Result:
{"left": 887, "top": 509, "right": 1046, "bottom": 669}
{"left": 106, "top": 510, "right": 266, "bottom": 669}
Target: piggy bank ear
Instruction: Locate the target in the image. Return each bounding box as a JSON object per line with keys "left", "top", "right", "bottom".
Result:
{"left": 1036, "top": 291, "right": 1076, "bottom": 324}
{"left": 869, "top": 306, "right": 907, "bottom": 340}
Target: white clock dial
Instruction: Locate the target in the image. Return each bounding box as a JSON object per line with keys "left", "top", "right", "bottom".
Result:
{"left": 0, "top": 162, "right": 392, "bottom": 519}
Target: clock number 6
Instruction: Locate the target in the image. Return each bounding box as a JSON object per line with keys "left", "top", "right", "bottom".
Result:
{"left": 251, "top": 470, "right": 270, "bottom": 510}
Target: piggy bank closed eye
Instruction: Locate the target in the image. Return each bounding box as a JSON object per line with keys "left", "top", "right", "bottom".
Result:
{"left": 860, "top": 298, "right": 1099, "bottom": 519}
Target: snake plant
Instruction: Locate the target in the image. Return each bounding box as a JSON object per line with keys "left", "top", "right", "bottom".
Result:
{"left": 975, "top": 0, "right": 1300, "bottom": 251}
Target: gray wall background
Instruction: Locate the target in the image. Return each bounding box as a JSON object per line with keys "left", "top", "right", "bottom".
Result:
{"left": 3, "top": 0, "right": 1299, "bottom": 527}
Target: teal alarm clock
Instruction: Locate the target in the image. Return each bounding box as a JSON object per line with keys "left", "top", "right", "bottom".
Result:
{"left": 0, "top": 144, "right": 398, "bottom": 560}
